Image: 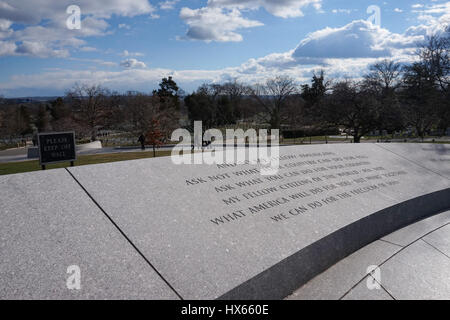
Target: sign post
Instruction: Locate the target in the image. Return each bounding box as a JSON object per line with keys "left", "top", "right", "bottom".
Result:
{"left": 38, "top": 132, "right": 77, "bottom": 169}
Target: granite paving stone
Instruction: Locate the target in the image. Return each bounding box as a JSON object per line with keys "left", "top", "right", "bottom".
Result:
{"left": 0, "top": 169, "right": 179, "bottom": 299}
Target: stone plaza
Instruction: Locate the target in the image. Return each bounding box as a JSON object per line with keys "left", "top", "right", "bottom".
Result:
{"left": 0, "top": 143, "right": 449, "bottom": 299}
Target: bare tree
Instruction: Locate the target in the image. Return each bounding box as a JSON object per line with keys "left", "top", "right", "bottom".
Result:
{"left": 0, "top": 108, "right": 5, "bottom": 139}
{"left": 126, "top": 92, "right": 179, "bottom": 143}
{"left": 221, "top": 80, "right": 248, "bottom": 105}
{"left": 418, "top": 32, "right": 450, "bottom": 92}
{"left": 365, "top": 59, "right": 402, "bottom": 93}
{"left": 418, "top": 32, "right": 450, "bottom": 135}
{"left": 320, "top": 80, "right": 379, "bottom": 143}
{"left": 0, "top": 104, "right": 33, "bottom": 139}
{"left": 363, "top": 60, "right": 404, "bottom": 135}
{"left": 127, "top": 93, "right": 157, "bottom": 135}
{"left": 66, "top": 84, "right": 111, "bottom": 141}
{"left": 220, "top": 80, "right": 248, "bottom": 122}
{"left": 402, "top": 62, "right": 440, "bottom": 139}
{"left": 400, "top": 32, "right": 449, "bottom": 139}
{"left": 35, "top": 104, "right": 51, "bottom": 132}
{"left": 185, "top": 81, "right": 249, "bottom": 129}
{"left": 250, "top": 76, "right": 298, "bottom": 129}
{"left": 300, "top": 70, "right": 332, "bottom": 131}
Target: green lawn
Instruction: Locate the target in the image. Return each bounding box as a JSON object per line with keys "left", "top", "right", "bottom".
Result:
{"left": 0, "top": 144, "right": 23, "bottom": 151}
{"left": 0, "top": 150, "right": 173, "bottom": 176}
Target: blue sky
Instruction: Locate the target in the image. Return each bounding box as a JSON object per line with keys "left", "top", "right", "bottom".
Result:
{"left": 0, "top": 0, "right": 448, "bottom": 97}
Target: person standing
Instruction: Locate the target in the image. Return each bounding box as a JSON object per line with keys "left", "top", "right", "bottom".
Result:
{"left": 138, "top": 134, "right": 145, "bottom": 150}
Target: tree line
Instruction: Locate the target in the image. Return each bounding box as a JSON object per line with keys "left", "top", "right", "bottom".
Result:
{"left": 0, "top": 32, "right": 448, "bottom": 146}
{"left": 0, "top": 76, "right": 182, "bottom": 147}
{"left": 184, "top": 33, "right": 449, "bottom": 143}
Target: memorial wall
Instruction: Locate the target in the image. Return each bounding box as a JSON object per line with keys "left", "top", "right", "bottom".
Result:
{"left": 1, "top": 143, "right": 449, "bottom": 299}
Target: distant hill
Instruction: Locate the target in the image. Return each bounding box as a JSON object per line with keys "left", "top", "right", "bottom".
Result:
{"left": 4, "top": 96, "right": 60, "bottom": 104}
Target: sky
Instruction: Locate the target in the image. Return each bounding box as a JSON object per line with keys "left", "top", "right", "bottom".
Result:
{"left": 0, "top": 0, "right": 449, "bottom": 97}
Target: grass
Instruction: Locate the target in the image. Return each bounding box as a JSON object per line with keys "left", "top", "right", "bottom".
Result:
{"left": 0, "top": 143, "right": 23, "bottom": 151}
{"left": 0, "top": 150, "right": 173, "bottom": 176}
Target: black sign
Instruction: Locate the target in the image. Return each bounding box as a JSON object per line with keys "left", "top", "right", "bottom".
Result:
{"left": 38, "top": 132, "right": 76, "bottom": 165}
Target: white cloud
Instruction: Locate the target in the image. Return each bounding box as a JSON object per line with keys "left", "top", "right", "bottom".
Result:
{"left": 0, "top": 17, "right": 11, "bottom": 30}
{"left": 179, "top": 7, "right": 263, "bottom": 42}
{"left": 1, "top": 2, "right": 449, "bottom": 96}
{"left": 69, "top": 57, "right": 117, "bottom": 67}
{"left": 120, "top": 50, "right": 145, "bottom": 57}
{"left": 178, "top": 0, "right": 322, "bottom": 42}
{"left": 394, "top": 8, "right": 403, "bottom": 13}
{"left": 159, "top": 0, "right": 179, "bottom": 10}
{"left": 3, "top": 18, "right": 426, "bottom": 94}
{"left": 0, "top": 0, "right": 156, "bottom": 24}
{"left": 118, "top": 23, "right": 131, "bottom": 29}
{"left": 79, "top": 46, "right": 98, "bottom": 52}
{"left": 0, "top": 18, "right": 12, "bottom": 38}
{"left": 0, "top": 0, "right": 157, "bottom": 57}
{"left": 239, "top": 8, "right": 448, "bottom": 81}
{"left": 410, "top": 2, "right": 449, "bottom": 34}
{"left": 419, "top": 2, "right": 450, "bottom": 14}
{"left": 16, "top": 41, "right": 70, "bottom": 58}
{"left": 207, "top": 0, "right": 323, "bottom": 18}
{"left": 0, "top": 16, "right": 110, "bottom": 57}
{"left": 293, "top": 20, "right": 396, "bottom": 60}
{"left": 0, "top": 40, "right": 15, "bottom": 55}
{"left": 0, "top": 68, "right": 223, "bottom": 94}
{"left": 237, "top": 16, "right": 442, "bottom": 82}
{"left": 120, "top": 58, "right": 147, "bottom": 69}
{"left": 331, "top": 9, "right": 354, "bottom": 14}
